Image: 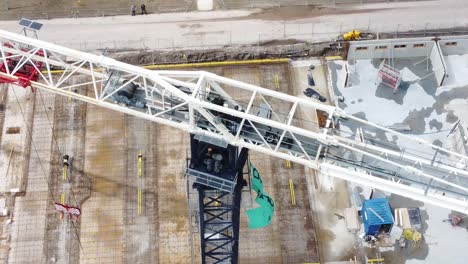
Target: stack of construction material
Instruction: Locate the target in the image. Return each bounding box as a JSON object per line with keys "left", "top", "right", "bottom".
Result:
{"left": 378, "top": 64, "right": 401, "bottom": 92}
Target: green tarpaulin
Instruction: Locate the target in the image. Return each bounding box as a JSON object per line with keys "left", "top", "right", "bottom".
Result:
{"left": 246, "top": 193, "right": 274, "bottom": 229}
{"left": 251, "top": 164, "right": 263, "bottom": 193}
{"left": 246, "top": 164, "right": 275, "bottom": 229}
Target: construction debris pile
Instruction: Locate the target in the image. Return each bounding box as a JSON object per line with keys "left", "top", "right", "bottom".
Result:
{"left": 113, "top": 42, "right": 334, "bottom": 66}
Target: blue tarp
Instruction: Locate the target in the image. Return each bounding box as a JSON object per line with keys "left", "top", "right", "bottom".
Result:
{"left": 361, "top": 198, "right": 393, "bottom": 236}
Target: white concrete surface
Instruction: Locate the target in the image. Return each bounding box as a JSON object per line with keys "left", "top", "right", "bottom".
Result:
{"left": 327, "top": 40, "right": 468, "bottom": 263}
{"left": 443, "top": 54, "right": 468, "bottom": 86}
{"left": 344, "top": 60, "right": 436, "bottom": 126}
{"left": 407, "top": 204, "right": 468, "bottom": 264}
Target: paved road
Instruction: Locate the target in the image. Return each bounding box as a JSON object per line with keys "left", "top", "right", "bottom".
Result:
{"left": 0, "top": 0, "right": 467, "bottom": 51}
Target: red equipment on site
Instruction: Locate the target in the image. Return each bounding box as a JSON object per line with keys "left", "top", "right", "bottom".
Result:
{"left": 377, "top": 63, "right": 401, "bottom": 92}
{"left": 0, "top": 43, "right": 45, "bottom": 91}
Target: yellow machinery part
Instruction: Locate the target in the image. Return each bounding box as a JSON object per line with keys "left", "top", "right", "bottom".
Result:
{"left": 367, "top": 258, "right": 384, "bottom": 263}
{"left": 343, "top": 30, "right": 361, "bottom": 41}
{"left": 403, "top": 229, "right": 422, "bottom": 247}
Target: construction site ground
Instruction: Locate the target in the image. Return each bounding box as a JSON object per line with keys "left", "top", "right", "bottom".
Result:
{"left": 1, "top": 0, "right": 191, "bottom": 16}
{"left": 1, "top": 36, "right": 466, "bottom": 264}
{"left": 1, "top": 2, "right": 468, "bottom": 264}
{"left": 0, "top": 61, "right": 336, "bottom": 263}
{"left": 2, "top": 1, "right": 468, "bottom": 52}
{"left": 0, "top": 0, "right": 427, "bottom": 20}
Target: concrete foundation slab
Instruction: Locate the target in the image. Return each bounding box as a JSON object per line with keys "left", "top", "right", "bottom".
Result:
{"left": 0, "top": 85, "right": 35, "bottom": 193}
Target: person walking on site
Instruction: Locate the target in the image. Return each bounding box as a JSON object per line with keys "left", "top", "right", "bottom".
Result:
{"left": 141, "top": 4, "right": 148, "bottom": 15}
{"left": 131, "top": 4, "right": 136, "bottom": 16}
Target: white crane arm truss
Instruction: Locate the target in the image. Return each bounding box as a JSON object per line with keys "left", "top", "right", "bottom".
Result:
{"left": 0, "top": 30, "right": 467, "bottom": 213}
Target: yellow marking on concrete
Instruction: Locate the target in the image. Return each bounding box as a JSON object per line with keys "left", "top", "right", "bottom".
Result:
{"left": 325, "top": 56, "right": 343, "bottom": 61}
{"left": 138, "top": 150, "right": 143, "bottom": 216}
{"left": 63, "top": 164, "right": 67, "bottom": 181}
{"left": 367, "top": 258, "right": 384, "bottom": 263}
{"left": 274, "top": 74, "right": 280, "bottom": 90}
{"left": 285, "top": 160, "right": 292, "bottom": 169}
{"left": 289, "top": 179, "right": 296, "bottom": 206}
{"left": 42, "top": 58, "right": 290, "bottom": 74}
{"left": 60, "top": 193, "right": 65, "bottom": 204}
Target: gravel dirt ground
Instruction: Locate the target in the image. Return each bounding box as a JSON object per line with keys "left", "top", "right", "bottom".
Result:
{"left": 1, "top": 1, "right": 467, "bottom": 52}
{"left": 1, "top": 0, "right": 191, "bottom": 13}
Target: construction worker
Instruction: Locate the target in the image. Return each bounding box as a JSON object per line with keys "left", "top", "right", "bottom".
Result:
{"left": 141, "top": 4, "right": 148, "bottom": 15}
{"left": 307, "top": 65, "right": 315, "bottom": 86}
{"left": 63, "top": 155, "right": 69, "bottom": 167}
{"left": 130, "top": 4, "right": 136, "bottom": 16}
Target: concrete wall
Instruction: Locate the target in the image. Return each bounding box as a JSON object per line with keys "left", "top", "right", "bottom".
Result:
{"left": 439, "top": 36, "right": 468, "bottom": 56}
{"left": 345, "top": 36, "right": 468, "bottom": 87}
{"left": 348, "top": 39, "right": 434, "bottom": 60}
{"left": 347, "top": 37, "right": 450, "bottom": 86}
{"left": 430, "top": 42, "right": 447, "bottom": 86}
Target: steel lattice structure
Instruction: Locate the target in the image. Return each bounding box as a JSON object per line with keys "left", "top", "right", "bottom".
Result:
{"left": 0, "top": 30, "right": 467, "bottom": 213}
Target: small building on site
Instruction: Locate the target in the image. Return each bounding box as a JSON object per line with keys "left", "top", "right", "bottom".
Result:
{"left": 361, "top": 198, "right": 394, "bottom": 236}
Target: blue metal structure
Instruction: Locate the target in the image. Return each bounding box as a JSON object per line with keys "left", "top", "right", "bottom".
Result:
{"left": 361, "top": 198, "right": 394, "bottom": 236}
